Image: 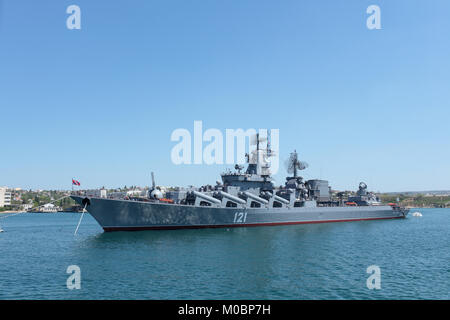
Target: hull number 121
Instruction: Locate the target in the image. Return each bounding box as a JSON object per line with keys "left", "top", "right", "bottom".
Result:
{"left": 233, "top": 212, "right": 247, "bottom": 223}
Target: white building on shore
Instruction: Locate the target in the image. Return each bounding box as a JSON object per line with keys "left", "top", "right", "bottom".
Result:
{"left": 0, "top": 187, "right": 12, "bottom": 208}
{"left": 39, "top": 203, "right": 61, "bottom": 213}
{"left": 22, "top": 203, "right": 33, "bottom": 211}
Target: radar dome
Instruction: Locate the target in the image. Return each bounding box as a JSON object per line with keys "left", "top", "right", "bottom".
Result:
{"left": 150, "top": 190, "right": 163, "bottom": 199}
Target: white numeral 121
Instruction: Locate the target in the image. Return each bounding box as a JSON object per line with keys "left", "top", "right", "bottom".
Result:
{"left": 233, "top": 212, "right": 247, "bottom": 223}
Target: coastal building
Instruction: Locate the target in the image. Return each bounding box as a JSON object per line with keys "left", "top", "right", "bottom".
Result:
{"left": 39, "top": 203, "right": 61, "bottom": 213}
{"left": 81, "top": 189, "right": 108, "bottom": 198}
{"left": 22, "top": 203, "right": 33, "bottom": 211}
{"left": 0, "top": 187, "right": 12, "bottom": 208}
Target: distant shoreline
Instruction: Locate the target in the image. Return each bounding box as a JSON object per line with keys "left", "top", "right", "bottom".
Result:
{"left": 0, "top": 207, "right": 447, "bottom": 215}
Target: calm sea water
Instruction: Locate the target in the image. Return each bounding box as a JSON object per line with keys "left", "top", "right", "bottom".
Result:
{"left": 0, "top": 209, "right": 449, "bottom": 300}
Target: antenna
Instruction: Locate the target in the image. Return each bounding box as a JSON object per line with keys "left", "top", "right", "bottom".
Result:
{"left": 151, "top": 172, "right": 156, "bottom": 189}
{"left": 284, "top": 150, "right": 308, "bottom": 178}
{"left": 257, "top": 133, "right": 259, "bottom": 151}
{"left": 248, "top": 132, "right": 273, "bottom": 175}
{"left": 250, "top": 132, "right": 269, "bottom": 165}
{"left": 250, "top": 133, "right": 267, "bottom": 149}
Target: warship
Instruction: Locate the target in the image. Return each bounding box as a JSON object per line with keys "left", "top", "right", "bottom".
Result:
{"left": 71, "top": 135, "right": 408, "bottom": 232}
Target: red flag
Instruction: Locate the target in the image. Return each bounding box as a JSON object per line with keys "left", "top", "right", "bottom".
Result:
{"left": 72, "top": 179, "right": 81, "bottom": 186}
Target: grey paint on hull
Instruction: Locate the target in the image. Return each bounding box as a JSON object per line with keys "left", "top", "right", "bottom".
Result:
{"left": 72, "top": 196, "right": 408, "bottom": 231}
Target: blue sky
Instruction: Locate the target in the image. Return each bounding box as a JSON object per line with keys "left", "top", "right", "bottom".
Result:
{"left": 0, "top": 0, "right": 449, "bottom": 192}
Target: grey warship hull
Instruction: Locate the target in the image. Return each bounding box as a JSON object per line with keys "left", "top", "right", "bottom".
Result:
{"left": 71, "top": 196, "right": 408, "bottom": 232}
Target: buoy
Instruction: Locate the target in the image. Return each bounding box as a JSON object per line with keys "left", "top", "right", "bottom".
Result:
{"left": 411, "top": 212, "right": 423, "bottom": 217}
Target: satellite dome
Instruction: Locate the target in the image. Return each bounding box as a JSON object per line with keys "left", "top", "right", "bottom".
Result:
{"left": 150, "top": 190, "right": 163, "bottom": 199}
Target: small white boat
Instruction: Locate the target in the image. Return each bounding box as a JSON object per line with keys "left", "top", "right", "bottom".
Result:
{"left": 411, "top": 212, "right": 423, "bottom": 217}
